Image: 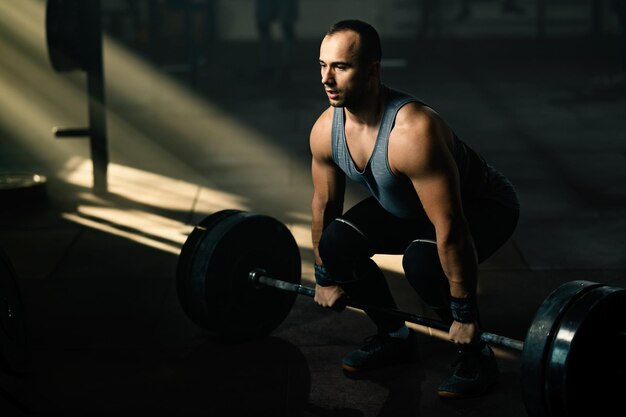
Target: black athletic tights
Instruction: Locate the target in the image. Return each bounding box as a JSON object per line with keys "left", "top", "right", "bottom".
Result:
{"left": 318, "top": 172, "right": 519, "bottom": 334}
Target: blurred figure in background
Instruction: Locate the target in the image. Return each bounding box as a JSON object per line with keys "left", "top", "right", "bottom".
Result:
{"left": 255, "top": 0, "right": 299, "bottom": 82}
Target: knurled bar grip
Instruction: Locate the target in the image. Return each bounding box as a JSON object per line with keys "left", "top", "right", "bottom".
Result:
{"left": 252, "top": 270, "right": 524, "bottom": 352}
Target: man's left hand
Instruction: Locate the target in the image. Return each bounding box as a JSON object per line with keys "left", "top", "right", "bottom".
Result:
{"left": 314, "top": 284, "right": 345, "bottom": 308}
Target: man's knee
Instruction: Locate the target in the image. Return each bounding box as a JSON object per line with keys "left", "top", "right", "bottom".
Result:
{"left": 318, "top": 218, "right": 374, "bottom": 280}
{"left": 402, "top": 239, "right": 449, "bottom": 308}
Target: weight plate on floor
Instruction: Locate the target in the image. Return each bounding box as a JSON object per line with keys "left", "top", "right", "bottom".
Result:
{"left": 0, "top": 173, "right": 48, "bottom": 207}
{"left": 179, "top": 211, "right": 301, "bottom": 342}
{"left": 0, "top": 249, "right": 30, "bottom": 375}
{"left": 521, "top": 280, "right": 603, "bottom": 417}
{"left": 0, "top": 173, "right": 46, "bottom": 191}
{"left": 545, "top": 284, "right": 626, "bottom": 417}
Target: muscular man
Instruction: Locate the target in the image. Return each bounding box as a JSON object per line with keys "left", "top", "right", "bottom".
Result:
{"left": 309, "top": 20, "right": 519, "bottom": 398}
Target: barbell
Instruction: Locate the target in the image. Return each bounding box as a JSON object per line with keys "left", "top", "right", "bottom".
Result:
{"left": 176, "top": 209, "right": 626, "bottom": 417}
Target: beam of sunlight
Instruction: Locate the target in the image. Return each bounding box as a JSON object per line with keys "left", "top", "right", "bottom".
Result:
{"left": 61, "top": 158, "right": 249, "bottom": 254}
{"left": 2, "top": 0, "right": 415, "bottom": 297}
{"left": 102, "top": 33, "right": 314, "bottom": 188}
{"left": 64, "top": 158, "right": 247, "bottom": 213}
{"left": 0, "top": 0, "right": 47, "bottom": 52}
{"left": 61, "top": 212, "right": 184, "bottom": 255}
{"left": 0, "top": 0, "right": 91, "bottom": 167}
{"left": 0, "top": 63, "right": 89, "bottom": 166}
{"left": 2, "top": 0, "right": 316, "bottom": 189}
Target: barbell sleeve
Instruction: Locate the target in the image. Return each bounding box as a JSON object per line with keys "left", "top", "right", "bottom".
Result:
{"left": 250, "top": 270, "right": 524, "bottom": 352}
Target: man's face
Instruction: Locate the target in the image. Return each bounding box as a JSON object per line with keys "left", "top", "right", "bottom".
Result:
{"left": 319, "top": 31, "right": 372, "bottom": 108}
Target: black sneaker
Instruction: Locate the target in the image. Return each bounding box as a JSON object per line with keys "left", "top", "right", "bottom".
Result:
{"left": 437, "top": 345, "right": 499, "bottom": 398}
{"left": 341, "top": 330, "right": 417, "bottom": 372}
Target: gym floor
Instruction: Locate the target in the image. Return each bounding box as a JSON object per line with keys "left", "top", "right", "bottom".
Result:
{"left": 1, "top": 6, "right": 626, "bottom": 417}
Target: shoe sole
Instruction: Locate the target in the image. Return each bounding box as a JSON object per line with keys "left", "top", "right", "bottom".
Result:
{"left": 341, "top": 363, "right": 360, "bottom": 372}
{"left": 340, "top": 335, "right": 419, "bottom": 373}
{"left": 341, "top": 355, "right": 418, "bottom": 373}
{"left": 438, "top": 390, "right": 481, "bottom": 399}
{"left": 437, "top": 381, "right": 497, "bottom": 399}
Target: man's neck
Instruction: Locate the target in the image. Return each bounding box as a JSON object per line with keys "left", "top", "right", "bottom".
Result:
{"left": 345, "top": 83, "right": 385, "bottom": 127}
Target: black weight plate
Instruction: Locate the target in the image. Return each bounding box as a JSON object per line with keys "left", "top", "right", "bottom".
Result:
{"left": 545, "top": 284, "right": 626, "bottom": 417}
{"left": 45, "top": 0, "right": 90, "bottom": 72}
{"left": 0, "top": 249, "right": 30, "bottom": 375}
{"left": 183, "top": 211, "right": 301, "bottom": 342}
{"left": 0, "top": 173, "right": 46, "bottom": 191}
{"left": 521, "top": 280, "right": 603, "bottom": 417}
{"left": 0, "top": 173, "right": 48, "bottom": 206}
{"left": 176, "top": 210, "right": 243, "bottom": 323}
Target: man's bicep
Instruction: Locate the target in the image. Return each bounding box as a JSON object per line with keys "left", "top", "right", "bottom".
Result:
{"left": 312, "top": 155, "right": 345, "bottom": 201}
{"left": 413, "top": 172, "right": 462, "bottom": 228}
{"left": 408, "top": 146, "right": 464, "bottom": 231}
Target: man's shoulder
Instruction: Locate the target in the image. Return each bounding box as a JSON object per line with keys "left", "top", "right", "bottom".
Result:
{"left": 317, "top": 106, "right": 336, "bottom": 123}
{"left": 395, "top": 102, "right": 439, "bottom": 132}
{"left": 310, "top": 107, "right": 336, "bottom": 159}
{"left": 390, "top": 102, "right": 453, "bottom": 157}
{"left": 310, "top": 106, "right": 335, "bottom": 136}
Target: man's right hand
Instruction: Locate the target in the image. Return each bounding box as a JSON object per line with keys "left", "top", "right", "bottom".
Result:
{"left": 449, "top": 320, "right": 480, "bottom": 345}
{"left": 314, "top": 284, "right": 344, "bottom": 308}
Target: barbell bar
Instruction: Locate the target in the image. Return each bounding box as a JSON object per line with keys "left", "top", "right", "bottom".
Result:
{"left": 248, "top": 268, "right": 525, "bottom": 352}
{"left": 176, "top": 209, "right": 626, "bottom": 417}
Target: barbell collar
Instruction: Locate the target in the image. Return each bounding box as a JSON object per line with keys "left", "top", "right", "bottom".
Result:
{"left": 250, "top": 269, "right": 314, "bottom": 297}
{"left": 250, "top": 269, "right": 524, "bottom": 352}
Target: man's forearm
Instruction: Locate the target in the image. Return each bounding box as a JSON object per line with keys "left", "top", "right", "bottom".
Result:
{"left": 311, "top": 195, "right": 342, "bottom": 265}
{"left": 436, "top": 223, "right": 478, "bottom": 299}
